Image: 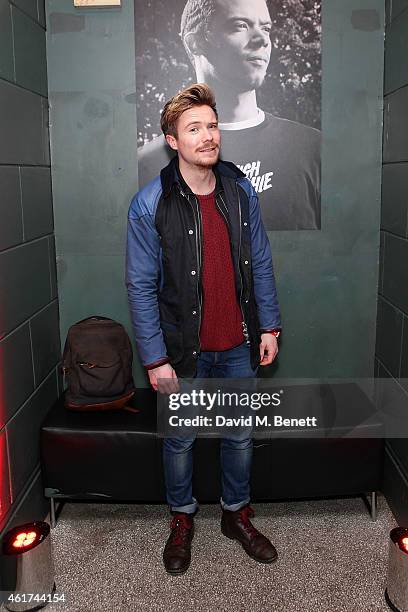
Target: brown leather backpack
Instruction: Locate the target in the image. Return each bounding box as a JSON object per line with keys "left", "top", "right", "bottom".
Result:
{"left": 62, "top": 316, "right": 136, "bottom": 411}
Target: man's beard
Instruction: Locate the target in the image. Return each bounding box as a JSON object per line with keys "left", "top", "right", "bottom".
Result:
{"left": 195, "top": 147, "right": 220, "bottom": 167}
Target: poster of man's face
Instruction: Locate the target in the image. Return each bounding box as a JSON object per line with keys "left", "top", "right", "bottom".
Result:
{"left": 134, "top": 0, "right": 321, "bottom": 231}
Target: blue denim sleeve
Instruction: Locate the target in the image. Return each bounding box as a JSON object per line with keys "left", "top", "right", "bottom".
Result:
{"left": 126, "top": 196, "right": 168, "bottom": 367}
{"left": 247, "top": 183, "right": 281, "bottom": 330}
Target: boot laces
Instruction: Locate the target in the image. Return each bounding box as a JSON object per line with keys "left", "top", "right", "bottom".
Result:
{"left": 169, "top": 514, "right": 191, "bottom": 546}
{"left": 239, "top": 506, "right": 259, "bottom": 538}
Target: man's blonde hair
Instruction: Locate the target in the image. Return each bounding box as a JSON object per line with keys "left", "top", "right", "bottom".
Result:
{"left": 160, "top": 83, "right": 218, "bottom": 138}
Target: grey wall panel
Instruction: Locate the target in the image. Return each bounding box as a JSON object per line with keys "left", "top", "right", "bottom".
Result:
{"left": 375, "top": 296, "right": 403, "bottom": 377}
{"left": 390, "top": 0, "right": 408, "bottom": 22}
{"left": 0, "top": 167, "right": 23, "bottom": 251}
{"left": 0, "top": 80, "right": 48, "bottom": 165}
{"left": 49, "top": 12, "right": 85, "bottom": 36}
{"left": 11, "top": 0, "right": 38, "bottom": 22}
{"left": 385, "top": 0, "right": 392, "bottom": 26}
{"left": 0, "top": 429, "right": 11, "bottom": 527}
{"left": 12, "top": 5, "right": 47, "bottom": 97}
{"left": 37, "top": 0, "right": 45, "bottom": 27}
{"left": 41, "top": 96, "right": 50, "bottom": 167}
{"left": 48, "top": 236, "right": 58, "bottom": 300}
{"left": 47, "top": 5, "right": 135, "bottom": 92}
{"left": 0, "top": 238, "right": 51, "bottom": 337}
{"left": 7, "top": 370, "right": 57, "bottom": 501}
{"left": 385, "top": 7, "right": 408, "bottom": 94}
{"left": 383, "top": 445, "right": 408, "bottom": 526}
{"left": 383, "top": 233, "right": 408, "bottom": 313}
{"left": 1, "top": 0, "right": 58, "bottom": 540}
{"left": 49, "top": 90, "right": 137, "bottom": 256}
{"left": 381, "top": 163, "right": 408, "bottom": 236}
{"left": 383, "top": 86, "right": 408, "bottom": 162}
{"left": 381, "top": 0, "right": 408, "bottom": 522}
{"left": 379, "top": 231, "right": 385, "bottom": 294}
{"left": 378, "top": 360, "right": 391, "bottom": 379}
{"left": 374, "top": 356, "right": 380, "bottom": 378}
{"left": 21, "top": 167, "right": 53, "bottom": 241}
{"left": 0, "top": 324, "right": 34, "bottom": 429}
{"left": 30, "top": 300, "right": 60, "bottom": 385}
{"left": 0, "top": 0, "right": 14, "bottom": 81}
{"left": 400, "top": 316, "right": 408, "bottom": 381}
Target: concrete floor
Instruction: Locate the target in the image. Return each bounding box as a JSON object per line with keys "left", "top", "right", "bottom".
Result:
{"left": 37, "top": 493, "right": 397, "bottom": 612}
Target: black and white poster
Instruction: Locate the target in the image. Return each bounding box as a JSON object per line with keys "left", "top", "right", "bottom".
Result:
{"left": 134, "top": 0, "right": 321, "bottom": 230}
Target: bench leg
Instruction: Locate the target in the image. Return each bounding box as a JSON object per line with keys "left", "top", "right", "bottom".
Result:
{"left": 50, "top": 497, "right": 56, "bottom": 529}
{"left": 370, "top": 491, "right": 377, "bottom": 522}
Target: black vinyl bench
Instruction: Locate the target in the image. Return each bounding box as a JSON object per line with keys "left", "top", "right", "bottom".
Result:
{"left": 40, "top": 384, "right": 384, "bottom": 527}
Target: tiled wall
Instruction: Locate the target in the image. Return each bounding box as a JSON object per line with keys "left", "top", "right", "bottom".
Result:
{"left": 0, "top": 0, "right": 60, "bottom": 550}
{"left": 377, "top": 0, "right": 408, "bottom": 524}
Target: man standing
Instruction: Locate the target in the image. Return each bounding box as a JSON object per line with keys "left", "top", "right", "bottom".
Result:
{"left": 137, "top": 0, "right": 321, "bottom": 230}
{"left": 126, "top": 84, "right": 281, "bottom": 574}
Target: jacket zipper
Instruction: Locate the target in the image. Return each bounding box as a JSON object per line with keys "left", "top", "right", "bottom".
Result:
{"left": 235, "top": 185, "right": 250, "bottom": 345}
{"left": 180, "top": 187, "right": 202, "bottom": 354}
{"left": 218, "top": 189, "right": 249, "bottom": 345}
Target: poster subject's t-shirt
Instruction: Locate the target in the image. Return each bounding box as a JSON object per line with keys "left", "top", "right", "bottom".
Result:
{"left": 137, "top": 112, "right": 321, "bottom": 231}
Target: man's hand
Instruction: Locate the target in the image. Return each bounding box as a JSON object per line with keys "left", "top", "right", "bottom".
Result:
{"left": 259, "top": 333, "right": 278, "bottom": 366}
{"left": 148, "top": 363, "right": 179, "bottom": 394}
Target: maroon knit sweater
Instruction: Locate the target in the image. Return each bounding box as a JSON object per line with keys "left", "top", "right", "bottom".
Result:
{"left": 196, "top": 191, "right": 244, "bottom": 351}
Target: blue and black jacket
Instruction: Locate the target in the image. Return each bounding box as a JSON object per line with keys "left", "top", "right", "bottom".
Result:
{"left": 126, "top": 156, "right": 281, "bottom": 377}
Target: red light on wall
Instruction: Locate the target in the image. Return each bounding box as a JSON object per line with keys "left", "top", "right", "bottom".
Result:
{"left": 12, "top": 531, "right": 38, "bottom": 549}
{"left": 0, "top": 429, "right": 11, "bottom": 523}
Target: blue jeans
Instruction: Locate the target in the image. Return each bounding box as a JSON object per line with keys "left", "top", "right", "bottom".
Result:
{"left": 162, "top": 341, "right": 257, "bottom": 514}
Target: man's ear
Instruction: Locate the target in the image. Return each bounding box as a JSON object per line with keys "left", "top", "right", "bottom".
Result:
{"left": 183, "top": 32, "right": 206, "bottom": 57}
{"left": 165, "top": 134, "right": 178, "bottom": 151}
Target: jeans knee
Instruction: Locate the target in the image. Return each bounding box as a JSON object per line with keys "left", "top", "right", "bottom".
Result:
{"left": 163, "top": 437, "right": 195, "bottom": 454}
{"left": 221, "top": 437, "right": 252, "bottom": 451}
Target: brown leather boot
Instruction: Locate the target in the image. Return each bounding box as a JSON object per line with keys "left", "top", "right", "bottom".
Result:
{"left": 163, "top": 513, "right": 194, "bottom": 575}
{"left": 221, "top": 505, "right": 278, "bottom": 564}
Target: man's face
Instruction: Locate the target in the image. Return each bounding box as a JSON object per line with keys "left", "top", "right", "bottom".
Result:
{"left": 203, "top": 0, "right": 272, "bottom": 91}
{"left": 166, "top": 105, "right": 220, "bottom": 169}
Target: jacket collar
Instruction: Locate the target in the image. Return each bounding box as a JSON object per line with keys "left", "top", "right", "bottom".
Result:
{"left": 160, "top": 155, "right": 245, "bottom": 198}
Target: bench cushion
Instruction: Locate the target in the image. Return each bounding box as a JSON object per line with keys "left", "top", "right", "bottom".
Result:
{"left": 41, "top": 385, "right": 384, "bottom": 502}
